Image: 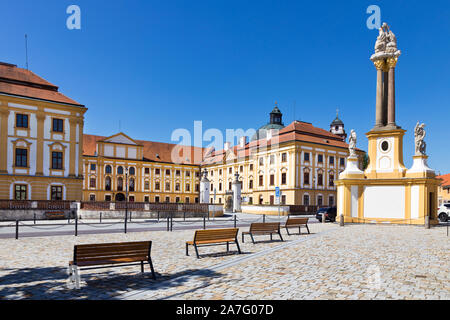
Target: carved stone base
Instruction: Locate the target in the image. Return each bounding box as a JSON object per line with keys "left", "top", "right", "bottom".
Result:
{"left": 406, "top": 155, "right": 435, "bottom": 178}
{"left": 339, "top": 156, "right": 364, "bottom": 179}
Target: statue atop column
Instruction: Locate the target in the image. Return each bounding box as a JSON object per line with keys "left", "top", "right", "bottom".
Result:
{"left": 199, "top": 168, "right": 210, "bottom": 204}
{"left": 371, "top": 23, "right": 401, "bottom": 59}
{"left": 414, "top": 122, "right": 427, "bottom": 156}
{"left": 201, "top": 168, "right": 209, "bottom": 181}
{"left": 348, "top": 129, "right": 357, "bottom": 157}
{"left": 370, "top": 23, "right": 401, "bottom": 130}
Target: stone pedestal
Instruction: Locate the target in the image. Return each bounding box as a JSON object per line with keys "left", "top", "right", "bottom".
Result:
{"left": 339, "top": 156, "right": 364, "bottom": 179}
{"left": 406, "top": 155, "right": 435, "bottom": 178}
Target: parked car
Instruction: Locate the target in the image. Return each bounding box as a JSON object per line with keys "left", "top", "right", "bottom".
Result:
{"left": 437, "top": 203, "right": 450, "bottom": 222}
{"left": 316, "top": 207, "right": 337, "bottom": 222}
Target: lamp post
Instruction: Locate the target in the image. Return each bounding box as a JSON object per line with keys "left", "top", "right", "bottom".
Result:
{"left": 125, "top": 167, "right": 129, "bottom": 233}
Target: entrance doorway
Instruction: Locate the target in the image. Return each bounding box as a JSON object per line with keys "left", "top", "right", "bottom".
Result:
{"left": 115, "top": 193, "right": 125, "bottom": 201}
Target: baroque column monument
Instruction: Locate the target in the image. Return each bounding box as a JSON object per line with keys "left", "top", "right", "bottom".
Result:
{"left": 336, "top": 23, "right": 440, "bottom": 225}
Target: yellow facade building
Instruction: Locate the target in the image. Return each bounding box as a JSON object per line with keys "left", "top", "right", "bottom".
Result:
{"left": 201, "top": 107, "right": 364, "bottom": 208}
{"left": 437, "top": 174, "right": 450, "bottom": 206}
{"left": 82, "top": 133, "right": 203, "bottom": 203}
{"left": 0, "top": 62, "right": 86, "bottom": 201}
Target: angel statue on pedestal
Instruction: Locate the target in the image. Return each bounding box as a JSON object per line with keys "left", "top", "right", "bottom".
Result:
{"left": 348, "top": 129, "right": 357, "bottom": 157}
{"left": 414, "top": 122, "right": 427, "bottom": 156}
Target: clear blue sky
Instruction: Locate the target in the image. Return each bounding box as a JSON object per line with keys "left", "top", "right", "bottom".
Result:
{"left": 1, "top": 0, "right": 449, "bottom": 173}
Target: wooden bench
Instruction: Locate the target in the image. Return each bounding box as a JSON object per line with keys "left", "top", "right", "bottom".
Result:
{"left": 242, "top": 222, "right": 283, "bottom": 243}
{"left": 45, "top": 211, "right": 65, "bottom": 220}
{"left": 186, "top": 228, "right": 241, "bottom": 259}
{"left": 68, "top": 241, "right": 156, "bottom": 289}
{"left": 284, "top": 217, "right": 310, "bottom": 235}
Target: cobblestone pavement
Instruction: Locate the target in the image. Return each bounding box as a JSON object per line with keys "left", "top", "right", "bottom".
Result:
{"left": 0, "top": 223, "right": 448, "bottom": 300}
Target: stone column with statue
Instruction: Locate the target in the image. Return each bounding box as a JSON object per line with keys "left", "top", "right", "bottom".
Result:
{"left": 339, "top": 129, "right": 364, "bottom": 179}
{"left": 370, "top": 23, "right": 401, "bottom": 130}
{"left": 199, "top": 169, "right": 210, "bottom": 204}
{"left": 232, "top": 172, "right": 242, "bottom": 213}
{"left": 336, "top": 22, "right": 440, "bottom": 226}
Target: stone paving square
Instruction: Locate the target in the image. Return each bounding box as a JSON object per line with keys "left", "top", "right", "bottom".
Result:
{"left": 0, "top": 223, "right": 448, "bottom": 300}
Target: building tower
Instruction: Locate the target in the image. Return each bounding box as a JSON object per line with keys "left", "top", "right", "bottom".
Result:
{"left": 330, "top": 110, "right": 347, "bottom": 141}
{"left": 251, "top": 102, "right": 285, "bottom": 141}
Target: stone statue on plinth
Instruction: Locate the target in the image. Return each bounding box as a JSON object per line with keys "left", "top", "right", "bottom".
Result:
{"left": 199, "top": 168, "right": 210, "bottom": 204}
{"left": 374, "top": 25, "right": 388, "bottom": 54}
{"left": 372, "top": 23, "right": 401, "bottom": 59}
{"left": 348, "top": 129, "right": 357, "bottom": 157}
{"left": 414, "top": 122, "right": 427, "bottom": 156}
{"left": 232, "top": 172, "right": 242, "bottom": 213}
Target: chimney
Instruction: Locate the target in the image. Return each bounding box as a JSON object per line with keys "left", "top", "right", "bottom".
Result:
{"left": 239, "top": 136, "right": 247, "bottom": 148}
{"left": 224, "top": 142, "right": 231, "bottom": 151}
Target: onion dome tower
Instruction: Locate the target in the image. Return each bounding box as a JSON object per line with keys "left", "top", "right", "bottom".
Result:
{"left": 251, "top": 102, "right": 285, "bottom": 141}
{"left": 330, "top": 109, "right": 347, "bottom": 141}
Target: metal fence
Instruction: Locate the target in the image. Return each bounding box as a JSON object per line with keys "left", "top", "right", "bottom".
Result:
{"left": 0, "top": 200, "right": 72, "bottom": 210}
{"left": 80, "top": 201, "right": 209, "bottom": 213}
{"left": 0, "top": 212, "right": 281, "bottom": 239}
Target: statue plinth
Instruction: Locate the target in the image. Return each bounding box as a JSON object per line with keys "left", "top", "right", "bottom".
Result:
{"left": 339, "top": 156, "right": 364, "bottom": 179}
{"left": 406, "top": 155, "right": 435, "bottom": 178}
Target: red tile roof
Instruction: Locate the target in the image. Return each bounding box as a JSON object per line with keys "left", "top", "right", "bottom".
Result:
{"left": 201, "top": 120, "right": 363, "bottom": 165}
{"left": 437, "top": 174, "right": 450, "bottom": 188}
{"left": 0, "top": 62, "right": 84, "bottom": 106}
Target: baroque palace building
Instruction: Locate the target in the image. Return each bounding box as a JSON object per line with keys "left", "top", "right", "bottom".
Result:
{"left": 82, "top": 133, "right": 203, "bottom": 203}
{"left": 201, "top": 106, "right": 364, "bottom": 207}
{"left": 0, "top": 62, "right": 86, "bottom": 200}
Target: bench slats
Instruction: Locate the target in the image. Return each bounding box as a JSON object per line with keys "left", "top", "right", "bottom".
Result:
{"left": 285, "top": 217, "right": 308, "bottom": 226}
{"left": 75, "top": 245, "right": 149, "bottom": 254}
{"left": 73, "top": 241, "right": 151, "bottom": 266}
{"left": 193, "top": 228, "right": 238, "bottom": 243}
{"left": 249, "top": 222, "right": 280, "bottom": 232}
{"left": 187, "top": 238, "right": 236, "bottom": 245}
{"left": 75, "top": 256, "right": 149, "bottom": 266}
{"left": 186, "top": 228, "right": 241, "bottom": 258}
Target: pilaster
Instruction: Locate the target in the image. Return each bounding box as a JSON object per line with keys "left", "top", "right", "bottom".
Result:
{"left": 0, "top": 105, "right": 10, "bottom": 174}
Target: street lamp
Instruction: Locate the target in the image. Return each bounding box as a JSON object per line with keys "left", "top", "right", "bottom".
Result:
{"left": 125, "top": 167, "right": 129, "bottom": 233}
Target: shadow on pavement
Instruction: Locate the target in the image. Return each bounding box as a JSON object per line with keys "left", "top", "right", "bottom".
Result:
{"left": 0, "top": 265, "right": 224, "bottom": 300}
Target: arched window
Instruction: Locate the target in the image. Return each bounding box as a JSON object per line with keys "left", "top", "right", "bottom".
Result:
{"left": 129, "top": 167, "right": 135, "bottom": 175}
{"left": 117, "top": 166, "right": 123, "bottom": 175}
{"left": 105, "top": 176, "right": 111, "bottom": 191}
{"left": 129, "top": 178, "right": 135, "bottom": 192}
{"left": 329, "top": 195, "right": 335, "bottom": 206}
{"left": 317, "top": 195, "right": 323, "bottom": 206}
{"left": 303, "top": 194, "right": 310, "bottom": 206}
{"left": 117, "top": 177, "right": 123, "bottom": 191}
{"left": 105, "top": 165, "right": 112, "bottom": 174}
